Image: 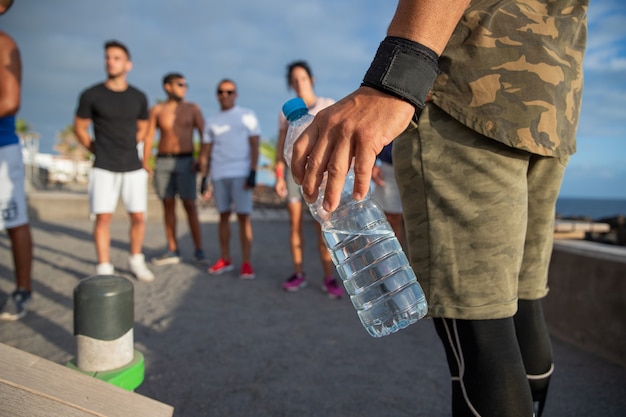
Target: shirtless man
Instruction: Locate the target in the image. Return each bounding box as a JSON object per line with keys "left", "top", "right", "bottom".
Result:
{"left": 144, "top": 72, "right": 206, "bottom": 265}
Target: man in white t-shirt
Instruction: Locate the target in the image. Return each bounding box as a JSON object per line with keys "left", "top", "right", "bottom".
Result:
{"left": 201, "top": 79, "right": 261, "bottom": 279}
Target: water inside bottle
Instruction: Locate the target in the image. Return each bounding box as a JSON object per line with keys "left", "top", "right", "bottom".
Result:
{"left": 323, "top": 226, "right": 428, "bottom": 337}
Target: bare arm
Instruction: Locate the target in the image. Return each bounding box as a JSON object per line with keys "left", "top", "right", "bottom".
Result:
{"left": 0, "top": 32, "right": 21, "bottom": 117}
{"left": 291, "top": 0, "right": 469, "bottom": 212}
{"left": 274, "top": 125, "right": 288, "bottom": 196}
{"left": 143, "top": 106, "right": 159, "bottom": 172}
{"left": 199, "top": 143, "right": 211, "bottom": 176}
{"left": 73, "top": 117, "right": 94, "bottom": 153}
{"left": 249, "top": 134, "right": 260, "bottom": 172}
{"left": 136, "top": 119, "right": 149, "bottom": 144}
{"left": 193, "top": 104, "right": 205, "bottom": 173}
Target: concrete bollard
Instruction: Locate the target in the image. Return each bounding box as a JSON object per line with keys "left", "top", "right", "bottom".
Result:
{"left": 67, "top": 274, "right": 144, "bottom": 391}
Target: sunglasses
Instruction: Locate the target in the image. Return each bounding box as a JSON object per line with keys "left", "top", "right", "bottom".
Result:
{"left": 176, "top": 82, "right": 188, "bottom": 88}
{"left": 217, "top": 89, "right": 236, "bottom": 95}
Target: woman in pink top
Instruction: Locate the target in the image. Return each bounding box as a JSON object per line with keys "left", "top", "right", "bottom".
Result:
{"left": 274, "top": 61, "right": 342, "bottom": 299}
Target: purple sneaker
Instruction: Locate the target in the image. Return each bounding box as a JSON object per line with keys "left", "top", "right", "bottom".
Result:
{"left": 282, "top": 273, "right": 307, "bottom": 292}
{"left": 322, "top": 276, "right": 343, "bottom": 299}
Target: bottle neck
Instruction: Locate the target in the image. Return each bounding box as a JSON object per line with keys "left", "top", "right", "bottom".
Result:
{"left": 286, "top": 108, "right": 308, "bottom": 123}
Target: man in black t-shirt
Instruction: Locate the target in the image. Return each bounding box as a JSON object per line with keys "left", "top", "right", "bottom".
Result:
{"left": 74, "top": 40, "right": 154, "bottom": 282}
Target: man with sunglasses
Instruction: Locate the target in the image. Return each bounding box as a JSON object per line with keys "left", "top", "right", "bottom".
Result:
{"left": 201, "top": 79, "right": 260, "bottom": 279}
{"left": 144, "top": 73, "right": 206, "bottom": 266}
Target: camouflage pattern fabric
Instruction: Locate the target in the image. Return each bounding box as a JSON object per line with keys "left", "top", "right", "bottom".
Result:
{"left": 431, "top": 0, "right": 589, "bottom": 157}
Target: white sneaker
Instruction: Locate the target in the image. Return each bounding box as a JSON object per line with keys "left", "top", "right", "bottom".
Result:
{"left": 128, "top": 253, "right": 155, "bottom": 282}
{"left": 96, "top": 263, "right": 115, "bottom": 275}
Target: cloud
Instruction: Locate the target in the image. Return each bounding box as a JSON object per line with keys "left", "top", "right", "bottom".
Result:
{"left": 5, "top": 0, "right": 393, "bottom": 148}
{"left": 3, "top": 0, "right": 625, "bottom": 199}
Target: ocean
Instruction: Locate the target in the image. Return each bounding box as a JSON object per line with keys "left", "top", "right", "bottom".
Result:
{"left": 556, "top": 197, "right": 626, "bottom": 220}
{"left": 258, "top": 166, "right": 626, "bottom": 222}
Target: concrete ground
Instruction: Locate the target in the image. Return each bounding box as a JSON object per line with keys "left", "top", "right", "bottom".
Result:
{"left": 1, "top": 196, "right": 625, "bottom": 416}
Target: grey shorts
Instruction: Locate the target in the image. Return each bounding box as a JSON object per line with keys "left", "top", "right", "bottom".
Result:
{"left": 394, "top": 104, "right": 568, "bottom": 320}
{"left": 153, "top": 155, "right": 197, "bottom": 200}
{"left": 212, "top": 177, "right": 253, "bottom": 214}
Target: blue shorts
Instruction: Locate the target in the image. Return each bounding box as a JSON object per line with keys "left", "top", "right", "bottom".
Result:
{"left": 211, "top": 177, "right": 253, "bottom": 214}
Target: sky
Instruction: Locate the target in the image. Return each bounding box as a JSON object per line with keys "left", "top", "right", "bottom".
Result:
{"left": 3, "top": 0, "right": 626, "bottom": 199}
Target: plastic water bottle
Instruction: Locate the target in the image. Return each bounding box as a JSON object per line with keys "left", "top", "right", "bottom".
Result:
{"left": 282, "top": 97, "right": 428, "bottom": 337}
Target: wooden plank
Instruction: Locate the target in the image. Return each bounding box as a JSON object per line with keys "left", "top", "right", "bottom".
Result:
{"left": 0, "top": 343, "right": 173, "bottom": 417}
{"left": 554, "top": 231, "right": 586, "bottom": 240}
{"left": 554, "top": 220, "right": 610, "bottom": 233}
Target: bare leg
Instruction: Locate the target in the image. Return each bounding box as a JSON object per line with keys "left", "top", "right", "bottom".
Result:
{"left": 237, "top": 213, "right": 252, "bottom": 264}
{"left": 7, "top": 223, "right": 32, "bottom": 291}
{"left": 129, "top": 212, "right": 146, "bottom": 255}
{"left": 386, "top": 212, "right": 406, "bottom": 250}
{"left": 287, "top": 201, "right": 304, "bottom": 274}
{"left": 219, "top": 212, "right": 231, "bottom": 261}
{"left": 314, "top": 222, "right": 334, "bottom": 278}
{"left": 94, "top": 213, "right": 113, "bottom": 263}
{"left": 162, "top": 197, "right": 178, "bottom": 252}
{"left": 183, "top": 198, "right": 202, "bottom": 251}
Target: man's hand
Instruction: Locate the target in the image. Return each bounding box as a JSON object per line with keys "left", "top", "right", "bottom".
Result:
{"left": 142, "top": 161, "right": 153, "bottom": 176}
{"left": 245, "top": 170, "right": 257, "bottom": 189}
{"left": 274, "top": 161, "right": 287, "bottom": 198}
{"left": 200, "top": 176, "right": 209, "bottom": 195}
{"left": 290, "top": 86, "right": 414, "bottom": 212}
{"left": 275, "top": 177, "right": 287, "bottom": 198}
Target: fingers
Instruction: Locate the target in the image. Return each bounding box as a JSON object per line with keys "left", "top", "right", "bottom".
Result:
{"left": 290, "top": 87, "right": 414, "bottom": 213}
{"left": 293, "top": 118, "right": 353, "bottom": 212}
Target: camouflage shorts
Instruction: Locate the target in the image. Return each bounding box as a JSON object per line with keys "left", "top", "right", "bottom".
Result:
{"left": 393, "top": 103, "right": 569, "bottom": 320}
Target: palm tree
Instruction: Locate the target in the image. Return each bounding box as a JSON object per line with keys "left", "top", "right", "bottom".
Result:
{"left": 54, "top": 124, "right": 92, "bottom": 184}
{"left": 16, "top": 118, "right": 39, "bottom": 160}
{"left": 55, "top": 124, "right": 90, "bottom": 161}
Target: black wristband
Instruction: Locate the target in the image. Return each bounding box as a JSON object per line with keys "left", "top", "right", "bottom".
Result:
{"left": 362, "top": 36, "right": 439, "bottom": 111}
{"left": 246, "top": 170, "right": 257, "bottom": 188}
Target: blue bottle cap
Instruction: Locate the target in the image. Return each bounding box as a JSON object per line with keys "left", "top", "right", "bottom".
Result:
{"left": 282, "top": 97, "right": 308, "bottom": 121}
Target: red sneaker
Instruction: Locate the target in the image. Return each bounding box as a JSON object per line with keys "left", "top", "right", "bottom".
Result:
{"left": 240, "top": 262, "right": 255, "bottom": 280}
{"left": 208, "top": 258, "right": 233, "bottom": 275}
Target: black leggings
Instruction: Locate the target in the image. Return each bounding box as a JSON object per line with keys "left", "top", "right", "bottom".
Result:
{"left": 433, "top": 300, "right": 553, "bottom": 417}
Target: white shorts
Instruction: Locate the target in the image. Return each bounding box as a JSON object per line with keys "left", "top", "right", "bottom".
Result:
{"left": 89, "top": 167, "right": 148, "bottom": 214}
{"left": 0, "top": 143, "right": 29, "bottom": 229}
{"left": 373, "top": 161, "right": 403, "bottom": 214}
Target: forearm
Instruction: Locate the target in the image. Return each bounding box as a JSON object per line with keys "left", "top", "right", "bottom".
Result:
{"left": 249, "top": 136, "right": 260, "bottom": 171}
{"left": 73, "top": 119, "right": 93, "bottom": 152}
{"left": 142, "top": 133, "right": 154, "bottom": 164}
{"left": 136, "top": 120, "right": 149, "bottom": 144}
{"left": 388, "top": 0, "right": 469, "bottom": 54}
{"left": 199, "top": 143, "right": 211, "bottom": 177}
{"left": 75, "top": 132, "right": 93, "bottom": 152}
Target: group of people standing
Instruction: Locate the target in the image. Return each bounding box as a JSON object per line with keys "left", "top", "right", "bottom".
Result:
{"left": 72, "top": 40, "right": 348, "bottom": 293}
{"left": 1, "top": 0, "right": 589, "bottom": 415}
{"left": 73, "top": 40, "right": 265, "bottom": 283}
